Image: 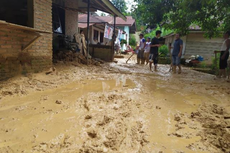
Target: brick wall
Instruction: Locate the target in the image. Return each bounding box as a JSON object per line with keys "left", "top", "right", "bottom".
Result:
{"left": 0, "top": 0, "right": 53, "bottom": 80}
{"left": 65, "top": 0, "right": 78, "bottom": 40}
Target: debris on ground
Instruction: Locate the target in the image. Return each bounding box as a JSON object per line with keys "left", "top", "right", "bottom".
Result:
{"left": 53, "top": 50, "right": 102, "bottom": 66}
{"left": 190, "top": 104, "right": 230, "bottom": 153}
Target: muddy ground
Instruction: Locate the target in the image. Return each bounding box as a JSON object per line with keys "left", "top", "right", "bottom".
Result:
{"left": 0, "top": 57, "right": 230, "bottom": 153}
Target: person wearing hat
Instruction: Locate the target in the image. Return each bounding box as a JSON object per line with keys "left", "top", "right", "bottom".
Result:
{"left": 137, "top": 33, "right": 146, "bottom": 64}
{"left": 144, "top": 37, "right": 151, "bottom": 65}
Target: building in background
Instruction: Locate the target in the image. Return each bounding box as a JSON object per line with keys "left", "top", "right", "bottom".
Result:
{"left": 78, "top": 15, "right": 136, "bottom": 49}
{"left": 0, "top": 0, "right": 125, "bottom": 80}
{"left": 164, "top": 26, "right": 223, "bottom": 63}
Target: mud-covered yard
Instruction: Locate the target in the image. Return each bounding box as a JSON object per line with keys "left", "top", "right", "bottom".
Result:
{"left": 0, "top": 58, "right": 229, "bottom": 153}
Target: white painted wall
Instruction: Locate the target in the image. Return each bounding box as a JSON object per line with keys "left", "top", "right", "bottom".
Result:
{"left": 165, "top": 32, "right": 223, "bottom": 62}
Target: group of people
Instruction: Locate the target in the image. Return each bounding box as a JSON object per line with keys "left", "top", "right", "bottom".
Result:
{"left": 136, "top": 30, "right": 230, "bottom": 77}
{"left": 136, "top": 31, "right": 183, "bottom": 74}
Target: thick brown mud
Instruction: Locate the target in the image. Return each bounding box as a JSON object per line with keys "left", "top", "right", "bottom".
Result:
{"left": 0, "top": 58, "right": 229, "bottom": 153}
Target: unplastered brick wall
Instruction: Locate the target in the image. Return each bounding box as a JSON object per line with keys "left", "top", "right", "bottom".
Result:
{"left": 0, "top": 0, "right": 53, "bottom": 80}
{"left": 65, "top": 0, "right": 78, "bottom": 40}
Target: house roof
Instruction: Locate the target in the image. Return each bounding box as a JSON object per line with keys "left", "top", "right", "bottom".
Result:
{"left": 78, "top": 14, "right": 108, "bottom": 23}
{"left": 78, "top": 0, "right": 126, "bottom": 20}
{"left": 78, "top": 14, "right": 136, "bottom": 33}
{"left": 163, "top": 25, "right": 202, "bottom": 38}
{"left": 78, "top": 23, "right": 94, "bottom": 28}
{"left": 113, "top": 16, "right": 136, "bottom": 26}
{"left": 79, "top": 15, "right": 135, "bottom": 26}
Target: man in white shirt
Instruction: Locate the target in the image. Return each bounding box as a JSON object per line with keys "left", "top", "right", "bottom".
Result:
{"left": 144, "top": 37, "right": 151, "bottom": 65}
{"left": 137, "top": 34, "right": 146, "bottom": 64}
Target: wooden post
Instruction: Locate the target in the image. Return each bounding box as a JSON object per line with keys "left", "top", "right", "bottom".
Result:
{"left": 22, "top": 34, "right": 41, "bottom": 51}
{"left": 168, "top": 43, "right": 173, "bottom": 71}
{"left": 87, "top": 0, "right": 90, "bottom": 65}
{"left": 112, "top": 15, "right": 116, "bottom": 61}
{"left": 215, "top": 51, "right": 218, "bottom": 74}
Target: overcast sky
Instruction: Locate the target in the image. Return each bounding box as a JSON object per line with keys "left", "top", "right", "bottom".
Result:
{"left": 97, "top": 0, "right": 136, "bottom": 15}
{"left": 125, "top": 0, "right": 136, "bottom": 12}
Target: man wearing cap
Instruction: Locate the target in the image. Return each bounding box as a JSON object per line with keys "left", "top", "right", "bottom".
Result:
{"left": 137, "top": 34, "right": 146, "bottom": 64}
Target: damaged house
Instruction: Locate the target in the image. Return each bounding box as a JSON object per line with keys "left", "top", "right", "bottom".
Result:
{"left": 0, "top": 0, "right": 125, "bottom": 80}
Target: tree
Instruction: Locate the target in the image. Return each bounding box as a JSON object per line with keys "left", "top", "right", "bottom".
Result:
{"left": 111, "top": 0, "right": 128, "bottom": 15}
{"left": 164, "top": 0, "right": 230, "bottom": 37}
{"left": 133, "top": 0, "right": 230, "bottom": 37}
{"left": 100, "top": 13, "right": 106, "bottom": 16}
{"left": 132, "top": 0, "right": 173, "bottom": 29}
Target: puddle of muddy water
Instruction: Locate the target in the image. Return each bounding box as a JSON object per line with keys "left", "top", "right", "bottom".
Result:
{"left": 0, "top": 78, "right": 136, "bottom": 152}
{"left": 138, "top": 78, "right": 226, "bottom": 153}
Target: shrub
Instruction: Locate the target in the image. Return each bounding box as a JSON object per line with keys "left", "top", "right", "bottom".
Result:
{"left": 144, "top": 25, "right": 173, "bottom": 40}
{"left": 211, "top": 54, "right": 220, "bottom": 71}
{"left": 159, "top": 45, "right": 169, "bottom": 57}
{"left": 120, "top": 39, "right": 127, "bottom": 45}
{"left": 129, "top": 34, "right": 136, "bottom": 49}
{"left": 198, "top": 61, "right": 207, "bottom": 68}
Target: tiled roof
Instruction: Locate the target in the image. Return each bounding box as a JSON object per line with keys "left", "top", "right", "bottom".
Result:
{"left": 78, "top": 14, "right": 108, "bottom": 23}
{"left": 78, "top": 23, "right": 94, "bottom": 28}
{"left": 78, "top": 14, "right": 135, "bottom": 26}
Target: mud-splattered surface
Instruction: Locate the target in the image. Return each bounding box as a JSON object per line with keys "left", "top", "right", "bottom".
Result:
{"left": 0, "top": 58, "right": 230, "bottom": 153}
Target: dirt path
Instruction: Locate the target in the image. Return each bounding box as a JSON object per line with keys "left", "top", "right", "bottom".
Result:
{"left": 0, "top": 58, "right": 229, "bottom": 153}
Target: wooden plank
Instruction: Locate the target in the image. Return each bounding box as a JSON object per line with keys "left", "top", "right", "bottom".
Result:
{"left": 22, "top": 35, "right": 42, "bottom": 52}
{"left": 0, "top": 20, "right": 6, "bottom": 24}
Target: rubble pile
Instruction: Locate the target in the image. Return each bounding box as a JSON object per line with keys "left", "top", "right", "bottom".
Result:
{"left": 53, "top": 50, "right": 103, "bottom": 66}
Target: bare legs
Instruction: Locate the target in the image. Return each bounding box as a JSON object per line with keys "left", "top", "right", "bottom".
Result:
{"left": 173, "top": 65, "right": 182, "bottom": 74}
{"left": 149, "top": 62, "right": 157, "bottom": 71}
{"left": 218, "top": 69, "right": 227, "bottom": 78}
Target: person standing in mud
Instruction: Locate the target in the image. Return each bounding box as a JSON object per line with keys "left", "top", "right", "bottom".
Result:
{"left": 170, "top": 33, "right": 183, "bottom": 74}
{"left": 149, "top": 30, "right": 162, "bottom": 71}
{"left": 137, "top": 34, "right": 146, "bottom": 64}
{"left": 144, "top": 37, "right": 151, "bottom": 65}
{"left": 214, "top": 31, "right": 230, "bottom": 78}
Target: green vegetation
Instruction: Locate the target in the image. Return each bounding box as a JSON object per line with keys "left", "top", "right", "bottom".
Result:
{"left": 111, "top": 0, "right": 128, "bottom": 15}
{"left": 159, "top": 45, "right": 169, "bottom": 57}
{"left": 120, "top": 39, "right": 127, "bottom": 45}
{"left": 199, "top": 61, "right": 207, "bottom": 69}
{"left": 211, "top": 54, "right": 220, "bottom": 74}
{"left": 132, "top": 0, "right": 230, "bottom": 38}
{"left": 129, "top": 34, "right": 137, "bottom": 49}
{"left": 144, "top": 25, "right": 173, "bottom": 39}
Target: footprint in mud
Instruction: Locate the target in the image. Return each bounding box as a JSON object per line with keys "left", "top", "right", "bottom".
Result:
{"left": 87, "top": 129, "right": 97, "bottom": 138}
{"left": 55, "top": 100, "right": 62, "bottom": 104}
{"left": 78, "top": 93, "right": 149, "bottom": 153}
{"left": 40, "top": 95, "right": 48, "bottom": 101}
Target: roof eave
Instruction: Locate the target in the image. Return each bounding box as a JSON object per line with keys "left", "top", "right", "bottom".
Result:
{"left": 100, "top": 0, "right": 126, "bottom": 21}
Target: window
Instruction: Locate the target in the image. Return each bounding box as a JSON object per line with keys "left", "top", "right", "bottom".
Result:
{"left": 94, "top": 30, "right": 99, "bottom": 41}
{"left": 0, "top": 0, "right": 33, "bottom": 27}
{"left": 52, "top": 5, "right": 65, "bottom": 34}
{"left": 100, "top": 32, "right": 104, "bottom": 43}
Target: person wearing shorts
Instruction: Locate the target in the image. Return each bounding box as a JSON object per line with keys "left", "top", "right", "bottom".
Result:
{"left": 171, "top": 33, "right": 183, "bottom": 74}
{"left": 214, "top": 31, "right": 230, "bottom": 78}
{"left": 149, "top": 30, "right": 162, "bottom": 71}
